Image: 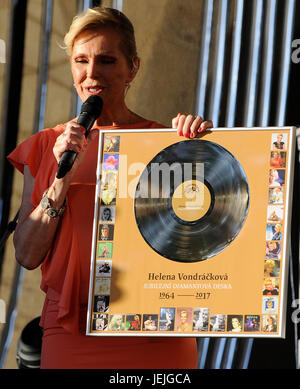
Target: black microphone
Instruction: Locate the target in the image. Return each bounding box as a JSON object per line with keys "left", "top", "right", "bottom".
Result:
{"left": 56, "top": 95, "right": 103, "bottom": 179}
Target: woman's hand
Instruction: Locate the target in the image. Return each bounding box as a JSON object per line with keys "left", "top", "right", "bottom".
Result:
{"left": 172, "top": 113, "right": 213, "bottom": 138}
{"left": 53, "top": 120, "right": 98, "bottom": 176}
{"left": 13, "top": 121, "right": 99, "bottom": 270}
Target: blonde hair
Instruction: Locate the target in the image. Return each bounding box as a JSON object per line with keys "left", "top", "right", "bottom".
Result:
{"left": 64, "top": 7, "right": 138, "bottom": 68}
{"left": 264, "top": 259, "right": 275, "bottom": 271}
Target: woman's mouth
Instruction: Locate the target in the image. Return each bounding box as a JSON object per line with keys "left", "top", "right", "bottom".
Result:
{"left": 86, "top": 86, "right": 104, "bottom": 94}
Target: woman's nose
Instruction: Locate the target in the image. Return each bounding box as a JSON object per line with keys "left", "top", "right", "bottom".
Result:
{"left": 87, "top": 60, "right": 99, "bottom": 78}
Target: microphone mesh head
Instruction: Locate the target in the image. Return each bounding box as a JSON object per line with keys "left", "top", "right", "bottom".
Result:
{"left": 81, "top": 95, "right": 103, "bottom": 118}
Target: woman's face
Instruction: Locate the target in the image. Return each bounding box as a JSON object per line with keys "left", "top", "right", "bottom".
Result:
{"left": 103, "top": 208, "right": 111, "bottom": 220}
{"left": 180, "top": 312, "right": 188, "bottom": 323}
{"left": 275, "top": 224, "right": 281, "bottom": 233}
{"left": 269, "top": 169, "right": 278, "bottom": 181}
{"left": 268, "top": 241, "right": 276, "bottom": 250}
{"left": 265, "top": 263, "right": 274, "bottom": 273}
{"left": 232, "top": 318, "right": 240, "bottom": 328}
{"left": 277, "top": 135, "right": 283, "bottom": 143}
{"left": 71, "top": 27, "right": 134, "bottom": 108}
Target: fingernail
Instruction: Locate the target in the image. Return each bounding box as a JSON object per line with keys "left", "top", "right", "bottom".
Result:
{"left": 184, "top": 133, "right": 189, "bottom": 138}
{"left": 178, "top": 130, "right": 183, "bottom": 136}
{"left": 177, "top": 112, "right": 181, "bottom": 117}
{"left": 190, "top": 132, "right": 195, "bottom": 138}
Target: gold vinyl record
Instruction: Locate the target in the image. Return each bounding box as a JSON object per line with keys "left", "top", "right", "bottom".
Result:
{"left": 134, "top": 139, "right": 250, "bottom": 262}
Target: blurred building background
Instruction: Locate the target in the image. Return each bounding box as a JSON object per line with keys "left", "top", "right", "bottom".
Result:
{"left": 0, "top": 0, "right": 299, "bottom": 369}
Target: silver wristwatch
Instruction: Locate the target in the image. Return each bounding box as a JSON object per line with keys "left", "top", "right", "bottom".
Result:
{"left": 40, "top": 190, "right": 66, "bottom": 218}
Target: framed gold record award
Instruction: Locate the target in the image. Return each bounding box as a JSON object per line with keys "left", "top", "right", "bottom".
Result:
{"left": 86, "top": 127, "right": 296, "bottom": 338}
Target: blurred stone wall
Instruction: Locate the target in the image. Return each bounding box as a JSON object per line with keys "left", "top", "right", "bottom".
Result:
{"left": 0, "top": 0, "right": 204, "bottom": 368}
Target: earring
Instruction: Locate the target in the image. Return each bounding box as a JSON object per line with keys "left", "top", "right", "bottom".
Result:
{"left": 125, "top": 82, "right": 131, "bottom": 96}
{"left": 131, "top": 65, "right": 138, "bottom": 74}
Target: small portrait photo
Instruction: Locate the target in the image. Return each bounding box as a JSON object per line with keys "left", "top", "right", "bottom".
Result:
{"left": 100, "top": 206, "right": 115, "bottom": 223}
{"left": 264, "top": 259, "right": 280, "bottom": 278}
{"left": 103, "top": 135, "right": 120, "bottom": 153}
{"left": 268, "top": 187, "right": 284, "bottom": 204}
{"left": 269, "top": 169, "right": 285, "bottom": 187}
{"left": 142, "top": 314, "right": 158, "bottom": 331}
{"left": 103, "top": 153, "right": 119, "bottom": 170}
{"left": 93, "top": 295, "right": 110, "bottom": 313}
{"left": 101, "top": 171, "right": 118, "bottom": 205}
{"left": 263, "top": 277, "right": 280, "bottom": 296}
{"left": 109, "top": 314, "right": 125, "bottom": 331}
{"left": 209, "top": 314, "right": 226, "bottom": 332}
{"left": 270, "top": 151, "right": 286, "bottom": 168}
{"left": 261, "top": 314, "right": 278, "bottom": 332}
{"left": 93, "top": 313, "right": 108, "bottom": 331}
{"left": 176, "top": 308, "right": 193, "bottom": 332}
{"left": 99, "top": 223, "right": 114, "bottom": 241}
{"left": 95, "top": 259, "right": 112, "bottom": 277}
{"left": 227, "top": 315, "right": 243, "bottom": 333}
{"left": 244, "top": 315, "right": 260, "bottom": 332}
{"left": 266, "top": 223, "right": 282, "bottom": 241}
{"left": 101, "top": 189, "right": 116, "bottom": 206}
{"left": 266, "top": 241, "right": 281, "bottom": 259}
{"left": 271, "top": 133, "right": 287, "bottom": 151}
{"left": 267, "top": 205, "right": 284, "bottom": 223}
{"left": 94, "top": 278, "right": 111, "bottom": 296}
{"left": 262, "top": 296, "right": 279, "bottom": 314}
{"left": 159, "top": 307, "right": 175, "bottom": 331}
{"left": 125, "top": 314, "right": 142, "bottom": 331}
{"left": 97, "top": 242, "right": 113, "bottom": 259}
{"left": 193, "top": 308, "right": 209, "bottom": 331}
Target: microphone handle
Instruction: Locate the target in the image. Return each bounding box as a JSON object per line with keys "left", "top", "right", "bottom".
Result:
{"left": 77, "top": 112, "right": 95, "bottom": 135}
{"left": 56, "top": 150, "right": 77, "bottom": 179}
{"left": 56, "top": 112, "right": 97, "bottom": 179}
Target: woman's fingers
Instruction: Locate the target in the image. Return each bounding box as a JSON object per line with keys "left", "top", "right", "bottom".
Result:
{"left": 198, "top": 119, "right": 213, "bottom": 133}
{"left": 172, "top": 113, "right": 213, "bottom": 138}
{"left": 54, "top": 121, "right": 87, "bottom": 163}
{"left": 182, "top": 114, "right": 196, "bottom": 138}
{"left": 172, "top": 113, "right": 181, "bottom": 134}
{"left": 59, "top": 122, "right": 86, "bottom": 152}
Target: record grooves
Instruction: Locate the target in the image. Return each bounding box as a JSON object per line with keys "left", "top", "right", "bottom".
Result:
{"left": 134, "top": 139, "right": 250, "bottom": 263}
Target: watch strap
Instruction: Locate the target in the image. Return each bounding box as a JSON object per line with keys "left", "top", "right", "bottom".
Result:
{"left": 41, "top": 189, "right": 66, "bottom": 218}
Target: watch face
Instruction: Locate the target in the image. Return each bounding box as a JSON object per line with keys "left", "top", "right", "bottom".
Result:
{"left": 46, "top": 208, "right": 58, "bottom": 218}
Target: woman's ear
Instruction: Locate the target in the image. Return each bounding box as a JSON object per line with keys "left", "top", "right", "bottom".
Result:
{"left": 129, "top": 57, "right": 140, "bottom": 80}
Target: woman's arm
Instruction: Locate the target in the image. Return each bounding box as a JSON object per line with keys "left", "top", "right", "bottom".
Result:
{"left": 13, "top": 121, "right": 98, "bottom": 270}
{"left": 13, "top": 166, "right": 71, "bottom": 270}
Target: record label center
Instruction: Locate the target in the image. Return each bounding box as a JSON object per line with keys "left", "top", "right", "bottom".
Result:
{"left": 171, "top": 179, "right": 212, "bottom": 222}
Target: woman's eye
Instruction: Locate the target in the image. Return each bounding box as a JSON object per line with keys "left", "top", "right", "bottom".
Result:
{"left": 74, "top": 58, "right": 87, "bottom": 63}
{"left": 100, "top": 57, "right": 116, "bottom": 64}
{"left": 73, "top": 57, "right": 116, "bottom": 64}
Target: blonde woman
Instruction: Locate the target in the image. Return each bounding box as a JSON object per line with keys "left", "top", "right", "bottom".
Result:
{"left": 264, "top": 259, "right": 276, "bottom": 277}
{"left": 8, "top": 7, "right": 212, "bottom": 369}
{"left": 269, "top": 169, "right": 281, "bottom": 186}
